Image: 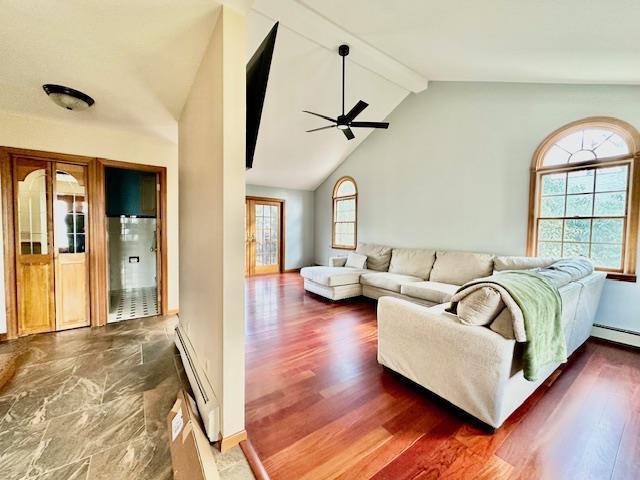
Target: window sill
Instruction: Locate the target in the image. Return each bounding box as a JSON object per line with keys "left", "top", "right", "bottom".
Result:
{"left": 606, "top": 272, "right": 637, "bottom": 283}
{"left": 332, "top": 245, "right": 356, "bottom": 251}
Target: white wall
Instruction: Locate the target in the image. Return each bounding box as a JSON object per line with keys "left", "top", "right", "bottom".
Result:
{"left": 179, "top": 6, "right": 246, "bottom": 438}
{"left": 0, "top": 110, "right": 179, "bottom": 333}
{"left": 107, "top": 217, "right": 157, "bottom": 291}
{"left": 314, "top": 81, "right": 640, "bottom": 334}
{"left": 246, "top": 184, "right": 314, "bottom": 269}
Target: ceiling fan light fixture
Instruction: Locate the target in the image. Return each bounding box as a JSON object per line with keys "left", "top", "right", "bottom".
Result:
{"left": 42, "top": 84, "right": 95, "bottom": 111}
{"left": 303, "top": 44, "right": 389, "bottom": 140}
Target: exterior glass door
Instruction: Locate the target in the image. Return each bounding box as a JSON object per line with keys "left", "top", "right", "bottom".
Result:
{"left": 245, "top": 198, "right": 282, "bottom": 275}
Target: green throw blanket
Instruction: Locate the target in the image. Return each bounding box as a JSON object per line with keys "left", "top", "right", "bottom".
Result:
{"left": 449, "top": 270, "right": 565, "bottom": 381}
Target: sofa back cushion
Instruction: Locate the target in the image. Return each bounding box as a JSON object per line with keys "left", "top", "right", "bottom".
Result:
{"left": 388, "top": 248, "right": 436, "bottom": 279}
{"left": 345, "top": 252, "right": 367, "bottom": 269}
{"left": 355, "top": 243, "right": 392, "bottom": 271}
{"left": 494, "top": 256, "right": 558, "bottom": 272}
{"left": 430, "top": 250, "right": 494, "bottom": 285}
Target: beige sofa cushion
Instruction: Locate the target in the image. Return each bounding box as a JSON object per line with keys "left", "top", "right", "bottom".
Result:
{"left": 489, "top": 308, "right": 514, "bottom": 339}
{"left": 345, "top": 252, "right": 367, "bottom": 269}
{"left": 388, "top": 248, "right": 436, "bottom": 279}
{"left": 355, "top": 243, "right": 392, "bottom": 272}
{"left": 457, "top": 287, "right": 505, "bottom": 326}
{"left": 400, "top": 281, "right": 459, "bottom": 304}
{"left": 300, "top": 266, "right": 366, "bottom": 287}
{"left": 360, "top": 272, "right": 423, "bottom": 293}
{"left": 430, "top": 250, "right": 494, "bottom": 285}
{"left": 494, "top": 256, "right": 558, "bottom": 272}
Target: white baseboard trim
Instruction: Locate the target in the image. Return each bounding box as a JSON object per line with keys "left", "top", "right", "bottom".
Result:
{"left": 174, "top": 324, "right": 221, "bottom": 442}
{"left": 591, "top": 325, "right": 640, "bottom": 348}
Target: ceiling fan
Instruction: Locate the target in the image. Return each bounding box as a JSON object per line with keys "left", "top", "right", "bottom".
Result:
{"left": 304, "top": 44, "right": 389, "bottom": 140}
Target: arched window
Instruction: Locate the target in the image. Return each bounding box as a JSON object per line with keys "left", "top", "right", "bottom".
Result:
{"left": 332, "top": 176, "right": 357, "bottom": 249}
{"left": 528, "top": 117, "right": 640, "bottom": 280}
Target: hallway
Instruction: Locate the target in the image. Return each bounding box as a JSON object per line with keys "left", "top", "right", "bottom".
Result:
{"left": 0, "top": 315, "right": 252, "bottom": 479}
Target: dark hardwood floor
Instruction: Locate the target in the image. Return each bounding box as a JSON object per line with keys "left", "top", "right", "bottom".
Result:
{"left": 245, "top": 273, "right": 640, "bottom": 480}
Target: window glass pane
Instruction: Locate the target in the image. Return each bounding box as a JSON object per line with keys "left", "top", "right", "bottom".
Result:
{"left": 538, "top": 242, "right": 562, "bottom": 257}
{"left": 541, "top": 173, "right": 566, "bottom": 196}
{"left": 542, "top": 145, "right": 570, "bottom": 166}
{"left": 567, "top": 170, "right": 594, "bottom": 194}
{"left": 75, "top": 234, "right": 86, "bottom": 254}
{"left": 595, "top": 165, "right": 628, "bottom": 192}
{"left": 591, "top": 244, "right": 623, "bottom": 270}
{"left": 569, "top": 150, "right": 597, "bottom": 163}
{"left": 563, "top": 243, "right": 590, "bottom": 258}
{"left": 583, "top": 129, "right": 614, "bottom": 150}
{"left": 593, "top": 133, "right": 629, "bottom": 158}
{"left": 334, "top": 222, "right": 355, "bottom": 247}
{"left": 555, "top": 131, "right": 582, "bottom": 154}
{"left": 336, "top": 198, "right": 356, "bottom": 222}
{"left": 540, "top": 196, "right": 565, "bottom": 217}
{"left": 538, "top": 219, "right": 563, "bottom": 241}
{"left": 594, "top": 192, "right": 626, "bottom": 216}
{"left": 336, "top": 179, "right": 356, "bottom": 197}
{"left": 66, "top": 234, "right": 76, "bottom": 254}
{"left": 18, "top": 169, "right": 49, "bottom": 255}
{"left": 566, "top": 194, "right": 593, "bottom": 217}
{"left": 563, "top": 219, "right": 591, "bottom": 243}
{"left": 592, "top": 219, "right": 624, "bottom": 244}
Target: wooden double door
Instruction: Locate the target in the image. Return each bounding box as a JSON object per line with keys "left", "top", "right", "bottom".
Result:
{"left": 245, "top": 197, "right": 283, "bottom": 276}
{"left": 15, "top": 157, "right": 89, "bottom": 335}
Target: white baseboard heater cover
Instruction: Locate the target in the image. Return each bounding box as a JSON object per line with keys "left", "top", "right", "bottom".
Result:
{"left": 174, "top": 324, "right": 220, "bottom": 442}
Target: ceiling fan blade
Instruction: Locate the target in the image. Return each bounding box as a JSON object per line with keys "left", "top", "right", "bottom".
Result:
{"left": 350, "top": 121, "right": 389, "bottom": 129}
{"left": 342, "top": 127, "right": 355, "bottom": 140}
{"left": 344, "top": 100, "right": 368, "bottom": 122}
{"left": 306, "top": 125, "right": 336, "bottom": 132}
{"left": 303, "top": 110, "right": 336, "bottom": 123}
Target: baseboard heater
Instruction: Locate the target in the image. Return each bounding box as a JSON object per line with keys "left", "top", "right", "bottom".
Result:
{"left": 174, "top": 324, "right": 220, "bottom": 442}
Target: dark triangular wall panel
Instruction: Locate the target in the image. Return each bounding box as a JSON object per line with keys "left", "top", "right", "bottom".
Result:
{"left": 246, "top": 22, "right": 279, "bottom": 170}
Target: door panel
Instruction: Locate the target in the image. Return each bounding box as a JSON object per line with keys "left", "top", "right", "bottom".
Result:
{"left": 245, "top": 198, "right": 282, "bottom": 276}
{"left": 15, "top": 159, "right": 55, "bottom": 334}
{"left": 54, "top": 163, "right": 90, "bottom": 330}
{"left": 55, "top": 255, "right": 88, "bottom": 329}
{"left": 18, "top": 258, "right": 55, "bottom": 335}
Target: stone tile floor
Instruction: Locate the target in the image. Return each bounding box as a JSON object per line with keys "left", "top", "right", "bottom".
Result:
{"left": 0, "top": 315, "right": 254, "bottom": 480}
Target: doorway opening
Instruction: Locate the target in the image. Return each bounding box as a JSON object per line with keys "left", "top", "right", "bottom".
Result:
{"left": 245, "top": 196, "right": 285, "bottom": 276}
{"left": 105, "top": 167, "right": 160, "bottom": 322}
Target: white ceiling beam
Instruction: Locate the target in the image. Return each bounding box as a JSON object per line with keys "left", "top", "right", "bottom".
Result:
{"left": 251, "top": 0, "right": 429, "bottom": 93}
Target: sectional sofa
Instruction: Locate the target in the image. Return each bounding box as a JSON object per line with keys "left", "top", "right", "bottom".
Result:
{"left": 300, "top": 243, "right": 606, "bottom": 428}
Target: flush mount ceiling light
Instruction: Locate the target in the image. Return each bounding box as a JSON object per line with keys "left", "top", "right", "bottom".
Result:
{"left": 42, "top": 84, "right": 95, "bottom": 111}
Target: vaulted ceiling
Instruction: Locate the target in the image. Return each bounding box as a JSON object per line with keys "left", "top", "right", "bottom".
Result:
{"left": 246, "top": 0, "right": 640, "bottom": 190}
{"left": 2, "top": 1, "right": 640, "bottom": 190}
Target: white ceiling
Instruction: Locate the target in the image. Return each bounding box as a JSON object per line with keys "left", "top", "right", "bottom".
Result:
{"left": 245, "top": 10, "right": 409, "bottom": 190}
{"left": 3, "top": 1, "right": 640, "bottom": 190}
{"left": 0, "top": 0, "right": 222, "bottom": 142}
{"left": 301, "top": 0, "right": 640, "bottom": 85}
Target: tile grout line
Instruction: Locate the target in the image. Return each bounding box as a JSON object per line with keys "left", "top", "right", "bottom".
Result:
{"left": 30, "top": 455, "right": 92, "bottom": 479}
{"left": 24, "top": 418, "right": 52, "bottom": 477}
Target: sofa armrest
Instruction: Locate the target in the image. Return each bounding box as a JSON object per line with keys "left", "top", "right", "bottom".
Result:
{"left": 329, "top": 256, "right": 348, "bottom": 267}
{"left": 377, "top": 297, "right": 516, "bottom": 427}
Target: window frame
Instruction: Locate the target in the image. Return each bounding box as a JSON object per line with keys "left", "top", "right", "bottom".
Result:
{"left": 332, "top": 176, "right": 358, "bottom": 250}
{"left": 527, "top": 116, "right": 640, "bottom": 282}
